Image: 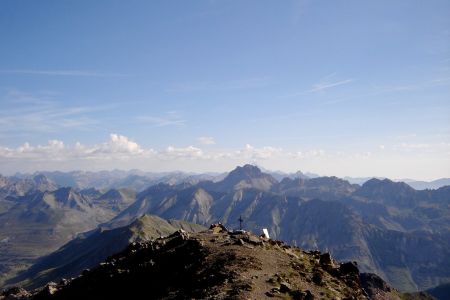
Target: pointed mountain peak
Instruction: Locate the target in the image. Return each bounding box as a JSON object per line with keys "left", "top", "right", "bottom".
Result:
{"left": 48, "top": 187, "right": 91, "bottom": 208}
{"left": 217, "top": 165, "right": 277, "bottom": 191}
{"left": 293, "top": 170, "right": 309, "bottom": 179}
{"left": 32, "top": 174, "right": 50, "bottom": 183}
{"left": 227, "top": 164, "right": 263, "bottom": 179}
{"left": 80, "top": 187, "right": 103, "bottom": 198}
{"left": 99, "top": 188, "right": 123, "bottom": 199}
{"left": 32, "top": 174, "right": 58, "bottom": 192}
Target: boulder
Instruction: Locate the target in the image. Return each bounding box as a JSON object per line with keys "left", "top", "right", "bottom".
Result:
{"left": 1, "top": 287, "right": 31, "bottom": 299}
{"left": 279, "top": 281, "right": 292, "bottom": 293}
{"left": 209, "top": 223, "right": 228, "bottom": 234}
{"left": 319, "top": 253, "right": 333, "bottom": 266}
{"left": 289, "top": 289, "right": 315, "bottom": 300}
{"left": 360, "top": 272, "right": 392, "bottom": 298}
{"left": 339, "top": 261, "right": 359, "bottom": 276}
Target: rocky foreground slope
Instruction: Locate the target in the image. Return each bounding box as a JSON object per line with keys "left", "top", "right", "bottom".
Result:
{"left": 5, "top": 215, "right": 206, "bottom": 290}
{"left": 1, "top": 224, "right": 433, "bottom": 300}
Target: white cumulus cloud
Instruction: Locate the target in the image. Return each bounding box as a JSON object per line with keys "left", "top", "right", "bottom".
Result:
{"left": 236, "top": 144, "right": 282, "bottom": 160}
{"left": 104, "top": 134, "right": 143, "bottom": 154}
{"left": 0, "top": 134, "right": 448, "bottom": 180}
{"left": 162, "top": 146, "right": 204, "bottom": 159}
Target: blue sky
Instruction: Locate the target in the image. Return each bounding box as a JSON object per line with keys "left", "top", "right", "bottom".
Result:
{"left": 0, "top": 0, "right": 449, "bottom": 179}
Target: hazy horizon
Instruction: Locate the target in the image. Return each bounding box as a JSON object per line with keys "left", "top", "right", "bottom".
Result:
{"left": 1, "top": 1, "right": 449, "bottom": 181}
{"left": 1, "top": 162, "right": 449, "bottom": 183}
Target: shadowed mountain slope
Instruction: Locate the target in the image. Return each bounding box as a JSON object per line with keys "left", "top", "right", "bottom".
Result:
{"left": 0, "top": 188, "right": 113, "bottom": 287}
{"left": 2, "top": 225, "right": 432, "bottom": 300}
{"left": 5, "top": 215, "right": 205, "bottom": 290}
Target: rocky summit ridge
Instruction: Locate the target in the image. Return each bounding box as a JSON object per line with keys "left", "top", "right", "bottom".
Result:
{"left": 1, "top": 224, "right": 430, "bottom": 300}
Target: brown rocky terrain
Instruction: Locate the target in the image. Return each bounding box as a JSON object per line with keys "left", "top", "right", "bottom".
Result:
{"left": 1, "top": 224, "right": 433, "bottom": 300}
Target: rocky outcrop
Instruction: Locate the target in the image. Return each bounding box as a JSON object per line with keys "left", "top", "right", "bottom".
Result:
{"left": 4, "top": 215, "right": 205, "bottom": 290}
{"left": 2, "top": 225, "right": 416, "bottom": 300}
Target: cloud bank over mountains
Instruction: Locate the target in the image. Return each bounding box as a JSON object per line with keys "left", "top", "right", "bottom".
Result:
{"left": 0, "top": 134, "right": 299, "bottom": 164}
{"left": 0, "top": 134, "right": 448, "bottom": 180}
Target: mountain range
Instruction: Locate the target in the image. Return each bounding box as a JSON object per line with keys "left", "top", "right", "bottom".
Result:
{"left": 10, "top": 169, "right": 450, "bottom": 191}
{"left": 0, "top": 178, "right": 141, "bottom": 288}
{"left": 14, "top": 170, "right": 224, "bottom": 192}
{"left": 104, "top": 165, "right": 450, "bottom": 292}
{"left": 0, "top": 165, "right": 449, "bottom": 297}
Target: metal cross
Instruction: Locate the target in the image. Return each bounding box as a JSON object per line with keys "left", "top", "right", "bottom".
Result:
{"left": 238, "top": 215, "right": 243, "bottom": 230}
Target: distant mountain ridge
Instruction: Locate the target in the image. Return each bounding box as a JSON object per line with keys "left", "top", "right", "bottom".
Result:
{"left": 5, "top": 169, "right": 449, "bottom": 193}
{"left": 102, "top": 165, "right": 450, "bottom": 292}
{"left": 344, "top": 176, "right": 450, "bottom": 190}
{"left": 0, "top": 174, "right": 58, "bottom": 200}
{"left": 1, "top": 166, "right": 449, "bottom": 294}
{"left": 21, "top": 170, "right": 223, "bottom": 191}
{"left": 0, "top": 179, "right": 140, "bottom": 288}
{"left": 402, "top": 178, "right": 450, "bottom": 190}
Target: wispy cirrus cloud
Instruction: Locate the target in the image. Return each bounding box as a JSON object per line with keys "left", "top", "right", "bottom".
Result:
{"left": 315, "top": 75, "right": 450, "bottom": 106}
{"left": 377, "top": 77, "right": 450, "bottom": 93}
{"left": 285, "top": 73, "right": 354, "bottom": 97}
{"left": 136, "top": 111, "right": 186, "bottom": 127}
{"left": 0, "top": 69, "right": 127, "bottom": 77}
{"left": 309, "top": 78, "right": 354, "bottom": 93}
{"left": 307, "top": 73, "right": 354, "bottom": 93}
{"left": 166, "top": 77, "right": 270, "bottom": 93}
{"left": 0, "top": 89, "right": 112, "bottom": 135}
